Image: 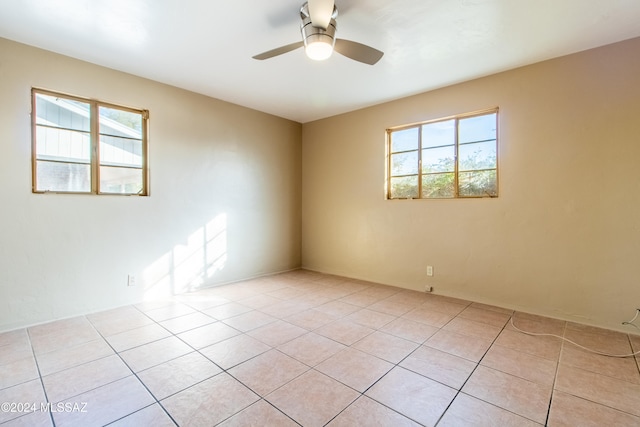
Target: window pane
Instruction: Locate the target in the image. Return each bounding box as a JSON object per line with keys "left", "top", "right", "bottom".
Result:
{"left": 459, "top": 140, "right": 496, "bottom": 171}
{"left": 459, "top": 113, "right": 496, "bottom": 143}
{"left": 35, "top": 126, "right": 91, "bottom": 162}
{"left": 390, "top": 175, "right": 418, "bottom": 198}
{"left": 422, "top": 146, "right": 454, "bottom": 173}
{"left": 391, "top": 127, "right": 418, "bottom": 153}
{"left": 36, "top": 160, "right": 90, "bottom": 192}
{"left": 100, "top": 166, "right": 143, "bottom": 194}
{"left": 99, "top": 106, "right": 143, "bottom": 135}
{"left": 35, "top": 93, "right": 90, "bottom": 132}
{"left": 98, "top": 106, "right": 146, "bottom": 194}
{"left": 422, "top": 173, "right": 454, "bottom": 198}
{"left": 391, "top": 151, "right": 418, "bottom": 176}
{"left": 100, "top": 135, "right": 143, "bottom": 167}
{"left": 422, "top": 119, "right": 454, "bottom": 148}
{"left": 458, "top": 170, "right": 497, "bottom": 197}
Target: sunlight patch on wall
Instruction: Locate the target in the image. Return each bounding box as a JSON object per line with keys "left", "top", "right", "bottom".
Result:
{"left": 142, "top": 213, "right": 227, "bottom": 299}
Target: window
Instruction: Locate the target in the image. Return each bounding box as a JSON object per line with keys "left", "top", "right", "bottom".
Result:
{"left": 32, "top": 88, "right": 149, "bottom": 195}
{"left": 387, "top": 109, "right": 498, "bottom": 199}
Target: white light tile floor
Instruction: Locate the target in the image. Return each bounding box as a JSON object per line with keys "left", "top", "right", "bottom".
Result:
{"left": 1, "top": 269, "right": 639, "bottom": 426}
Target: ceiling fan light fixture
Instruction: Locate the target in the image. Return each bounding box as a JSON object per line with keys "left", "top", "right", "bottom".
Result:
{"left": 305, "top": 37, "right": 334, "bottom": 61}
{"left": 301, "top": 7, "right": 336, "bottom": 61}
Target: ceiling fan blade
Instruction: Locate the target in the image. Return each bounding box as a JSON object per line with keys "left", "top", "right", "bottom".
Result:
{"left": 252, "top": 41, "right": 304, "bottom": 60}
{"left": 308, "top": 0, "right": 335, "bottom": 29}
{"left": 334, "top": 39, "right": 384, "bottom": 65}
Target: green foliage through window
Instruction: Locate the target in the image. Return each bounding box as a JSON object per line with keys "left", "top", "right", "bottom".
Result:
{"left": 387, "top": 109, "right": 498, "bottom": 199}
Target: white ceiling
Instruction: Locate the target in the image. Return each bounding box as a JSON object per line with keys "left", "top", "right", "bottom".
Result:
{"left": 1, "top": 0, "right": 640, "bottom": 123}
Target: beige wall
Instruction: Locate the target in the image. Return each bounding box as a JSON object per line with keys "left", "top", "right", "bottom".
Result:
{"left": 302, "top": 37, "right": 640, "bottom": 332}
{"left": 3, "top": 34, "right": 640, "bottom": 334}
{"left": 0, "top": 38, "right": 302, "bottom": 331}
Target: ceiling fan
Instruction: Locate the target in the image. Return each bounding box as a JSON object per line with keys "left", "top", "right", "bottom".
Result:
{"left": 252, "top": 0, "right": 384, "bottom": 65}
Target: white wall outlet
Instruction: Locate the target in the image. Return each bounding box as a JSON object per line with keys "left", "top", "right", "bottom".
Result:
{"left": 127, "top": 274, "right": 136, "bottom": 287}
{"left": 427, "top": 265, "right": 433, "bottom": 276}
{"left": 425, "top": 285, "right": 433, "bottom": 293}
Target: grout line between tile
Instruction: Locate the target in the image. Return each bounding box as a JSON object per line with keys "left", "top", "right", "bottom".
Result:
{"left": 542, "top": 318, "right": 567, "bottom": 426}
{"left": 627, "top": 334, "right": 640, "bottom": 377}
{"left": 25, "top": 328, "right": 56, "bottom": 427}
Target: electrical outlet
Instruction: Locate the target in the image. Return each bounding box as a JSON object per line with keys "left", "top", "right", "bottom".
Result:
{"left": 127, "top": 274, "right": 136, "bottom": 287}
{"left": 427, "top": 266, "right": 433, "bottom": 277}
{"left": 425, "top": 285, "right": 433, "bottom": 293}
